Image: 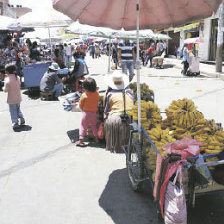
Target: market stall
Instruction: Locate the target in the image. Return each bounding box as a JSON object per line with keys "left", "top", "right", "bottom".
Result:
{"left": 22, "top": 62, "right": 51, "bottom": 89}
{"left": 122, "top": 87, "right": 224, "bottom": 223}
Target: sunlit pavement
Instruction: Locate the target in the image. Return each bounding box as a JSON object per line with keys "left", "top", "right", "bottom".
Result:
{"left": 0, "top": 54, "right": 224, "bottom": 224}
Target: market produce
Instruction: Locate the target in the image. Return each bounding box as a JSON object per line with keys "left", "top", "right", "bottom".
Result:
{"left": 147, "top": 127, "right": 176, "bottom": 154}
{"left": 165, "top": 98, "right": 204, "bottom": 128}
{"left": 161, "top": 98, "right": 224, "bottom": 157}
{"left": 129, "top": 100, "right": 162, "bottom": 130}
{"left": 129, "top": 82, "right": 154, "bottom": 102}
{"left": 144, "top": 126, "right": 176, "bottom": 180}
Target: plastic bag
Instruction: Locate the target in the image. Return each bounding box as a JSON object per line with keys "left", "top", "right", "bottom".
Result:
{"left": 97, "top": 122, "right": 104, "bottom": 140}
{"left": 164, "top": 166, "right": 187, "bottom": 224}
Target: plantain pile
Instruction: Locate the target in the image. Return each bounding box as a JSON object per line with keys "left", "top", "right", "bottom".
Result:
{"left": 165, "top": 98, "right": 204, "bottom": 128}
{"left": 129, "top": 100, "right": 162, "bottom": 130}
{"left": 129, "top": 82, "right": 154, "bottom": 102}
{"left": 145, "top": 126, "right": 176, "bottom": 180}
{"left": 162, "top": 98, "right": 224, "bottom": 160}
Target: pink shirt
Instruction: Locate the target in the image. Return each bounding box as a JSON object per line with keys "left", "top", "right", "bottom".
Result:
{"left": 3, "top": 74, "right": 22, "bottom": 104}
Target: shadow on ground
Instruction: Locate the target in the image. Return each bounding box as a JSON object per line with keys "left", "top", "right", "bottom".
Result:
{"left": 90, "top": 73, "right": 101, "bottom": 76}
{"left": 14, "top": 125, "right": 32, "bottom": 132}
{"left": 99, "top": 169, "right": 224, "bottom": 224}
{"left": 99, "top": 168, "right": 159, "bottom": 224}
{"left": 187, "top": 192, "right": 224, "bottom": 224}
{"left": 67, "top": 129, "right": 106, "bottom": 148}
{"left": 163, "top": 63, "right": 175, "bottom": 69}
{"left": 22, "top": 89, "right": 40, "bottom": 100}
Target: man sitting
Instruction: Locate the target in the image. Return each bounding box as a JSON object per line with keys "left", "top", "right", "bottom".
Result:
{"left": 40, "top": 62, "right": 63, "bottom": 99}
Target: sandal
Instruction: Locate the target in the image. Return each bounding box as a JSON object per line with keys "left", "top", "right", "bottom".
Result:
{"left": 75, "top": 141, "right": 87, "bottom": 147}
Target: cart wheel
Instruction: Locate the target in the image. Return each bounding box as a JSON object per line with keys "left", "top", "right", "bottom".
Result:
{"left": 127, "top": 138, "right": 144, "bottom": 192}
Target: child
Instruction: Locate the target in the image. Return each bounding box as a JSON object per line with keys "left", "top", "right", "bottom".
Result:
{"left": 76, "top": 77, "right": 100, "bottom": 147}
{"left": 3, "top": 63, "right": 25, "bottom": 131}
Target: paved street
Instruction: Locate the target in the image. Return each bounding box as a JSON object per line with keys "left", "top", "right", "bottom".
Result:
{"left": 0, "top": 55, "right": 224, "bottom": 224}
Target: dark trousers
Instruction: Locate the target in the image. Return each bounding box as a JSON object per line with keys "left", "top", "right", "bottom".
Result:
{"left": 183, "top": 61, "right": 189, "bottom": 74}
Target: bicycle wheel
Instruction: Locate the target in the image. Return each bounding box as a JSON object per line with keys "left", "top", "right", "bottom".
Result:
{"left": 127, "top": 138, "right": 144, "bottom": 192}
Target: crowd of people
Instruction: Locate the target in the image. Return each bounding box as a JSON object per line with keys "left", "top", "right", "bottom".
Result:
{"left": 1, "top": 34, "right": 169, "bottom": 153}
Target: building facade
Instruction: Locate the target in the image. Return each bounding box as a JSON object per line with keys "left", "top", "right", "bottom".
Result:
{"left": 170, "top": 9, "right": 223, "bottom": 62}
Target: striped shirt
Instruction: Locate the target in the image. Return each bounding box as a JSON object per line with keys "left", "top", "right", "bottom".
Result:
{"left": 118, "top": 42, "right": 134, "bottom": 61}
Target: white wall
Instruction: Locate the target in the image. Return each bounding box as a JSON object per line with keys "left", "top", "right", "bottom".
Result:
{"left": 199, "top": 18, "right": 211, "bottom": 60}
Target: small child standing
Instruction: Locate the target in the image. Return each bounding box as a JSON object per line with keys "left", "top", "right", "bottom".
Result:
{"left": 3, "top": 63, "right": 25, "bottom": 131}
{"left": 76, "top": 77, "right": 100, "bottom": 147}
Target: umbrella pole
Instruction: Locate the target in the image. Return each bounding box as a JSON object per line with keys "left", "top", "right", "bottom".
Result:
{"left": 48, "top": 26, "right": 52, "bottom": 60}
{"left": 108, "top": 37, "right": 111, "bottom": 72}
{"left": 136, "top": 0, "right": 141, "bottom": 140}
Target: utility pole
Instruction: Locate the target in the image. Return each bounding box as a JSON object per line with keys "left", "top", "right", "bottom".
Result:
{"left": 216, "top": 1, "right": 224, "bottom": 72}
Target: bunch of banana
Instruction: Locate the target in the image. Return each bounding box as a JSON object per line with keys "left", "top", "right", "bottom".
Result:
{"left": 147, "top": 126, "right": 176, "bottom": 155}
{"left": 191, "top": 119, "right": 220, "bottom": 137}
{"left": 170, "top": 127, "right": 192, "bottom": 140}
{"left": 144, "top": 145, "right": 157, "bottom": 172}
{"left": 193, "top": 121, "right": 224, "bottom": 153}
{"left": 170, "top": 118, "right": 206, "bottom": 140}
{"left": 166, "top": 98, "right": 196, "bottom": 117}
{"left": 165, "top": 98, "right": 204, "bottom": 128}
{"left": 144, "top": 145, "right": 157, "bottom": 181}
{"left": 129, "top": 100, "right": 162, "bottom": 130}
{"left": 193, "top": 134, "right": 209, "bottom": 152}
{"left": 144, "top": 126, "right": 176, "bottom": 180}
{"left": 129, "top": 82, "right": 154, "bottom": 102}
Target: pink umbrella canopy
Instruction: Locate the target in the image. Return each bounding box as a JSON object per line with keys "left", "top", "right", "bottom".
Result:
{"left": 184, "top": 37, "right": 205, "bottom": 44}
{"left": 53, "top": 0, "right": 222, "bottom": 30}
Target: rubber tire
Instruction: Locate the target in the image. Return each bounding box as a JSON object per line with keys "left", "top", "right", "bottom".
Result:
{"left": 127, "top": 138, "right": 144, "bottom": 192}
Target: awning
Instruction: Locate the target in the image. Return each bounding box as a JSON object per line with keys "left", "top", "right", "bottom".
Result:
{"left": 174, "top": 22, "right": 200, "bottom": 33}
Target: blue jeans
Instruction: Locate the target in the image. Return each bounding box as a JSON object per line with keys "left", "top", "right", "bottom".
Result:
{"left": 121, "top": 61, "right": 134, "bottom": 81}
{"left": 66, "top": 55, "right": 72, "bottom": 66}
{"left": 53, "top": 83, "right": 64, "bottom": 98}
{"left": 9, "top": 104, "right": 23, "bottom": 124}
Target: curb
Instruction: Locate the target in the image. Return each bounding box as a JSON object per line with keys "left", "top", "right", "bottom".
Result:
{"left": 166, "top": 58, "right": 224, "bottom": 80}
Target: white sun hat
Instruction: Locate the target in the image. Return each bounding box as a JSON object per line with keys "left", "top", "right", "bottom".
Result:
{"left": 49, "top": 62, "right": 60, "bottom": 71}
{"left": 104, "top": 70, "right": 130, "bottom": 90}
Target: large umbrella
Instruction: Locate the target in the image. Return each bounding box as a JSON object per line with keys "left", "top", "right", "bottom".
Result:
{"left": 184, "top": 37, "right": 204, "bottom": 44}
{"left": 8, "top": 8, "right": 73, "bottom": 55}
{"left": 53, "top": 0, "right": 222, "bottom": 134}
{"left": 152, "top": 33, "right": 171, "bottom": 40}
{"left": 67, "top": 21, "right": 155, "bottom": 71}
{"left": 0, "top": 15, "right": 17, "bottom": 30}
{"left": 67, "top": 21, "right": 117, "bottom": 37}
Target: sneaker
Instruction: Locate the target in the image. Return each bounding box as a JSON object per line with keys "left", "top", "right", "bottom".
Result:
{"left": 12, "top": 123, "right": 20, "bottom": 130}
{"left": 20, "top": 117, "right": 25, "bottom": 126}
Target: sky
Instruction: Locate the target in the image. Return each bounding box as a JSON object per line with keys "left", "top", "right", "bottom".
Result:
{"left": 9, "top": 0, "right": 52, "bottom": 9}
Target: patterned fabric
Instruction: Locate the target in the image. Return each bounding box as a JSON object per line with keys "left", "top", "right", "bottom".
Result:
{"left": 104, "top": 88, "right": 134, "bottom": 116}
{"left": 164, "top": 167, "right": 187, "bottom": 224}
{"left": 118, "top": 42, "right": 134, "bottom": 61}
{"left": 104, "top": 114, "right": 131, "bottom": 153}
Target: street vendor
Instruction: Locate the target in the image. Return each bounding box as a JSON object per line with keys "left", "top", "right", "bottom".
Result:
{"left": 63, "top": 52, "right": 89, "bottom": 86}
{"left": 40, "top": 62, "right": 64, "bottom": 99}
{"left": 182, "top": 43, "right": 190, "bottom": 75}
{"left": 103, "top": 70, "right": 134, "bottom": 153}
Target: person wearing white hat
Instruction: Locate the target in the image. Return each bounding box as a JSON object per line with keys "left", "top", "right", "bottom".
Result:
{"left": 40, "top": 62, "right": 64, "bottom": 99}
{"left": 103, "top": 70, "right": 134, "bottom": 153}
